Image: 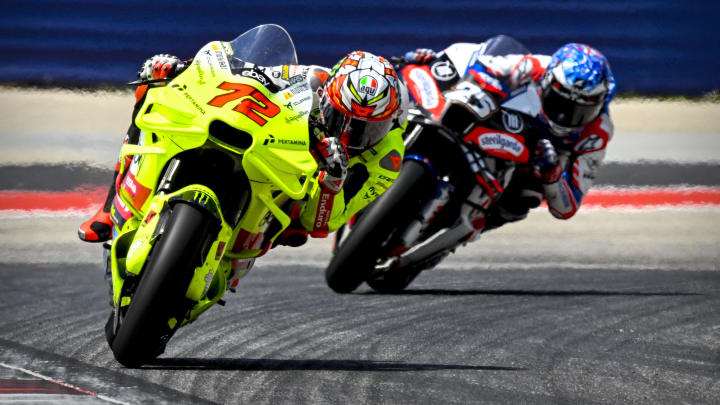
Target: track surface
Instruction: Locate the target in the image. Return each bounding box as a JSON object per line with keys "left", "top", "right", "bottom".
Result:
{"left": 1, "top": 91, "right": 719, "bottom": 403}
{"left": 1, "top": 211, "right": 718, "bottom": 404}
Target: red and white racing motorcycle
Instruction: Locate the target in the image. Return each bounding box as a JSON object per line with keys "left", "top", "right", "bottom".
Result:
{"left": 325, "top": 45, "right": 543, "bottom": 293}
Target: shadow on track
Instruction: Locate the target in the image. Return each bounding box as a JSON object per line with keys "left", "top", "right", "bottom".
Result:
{"left": 360, "top": 289, "right": 700, "bottom": 297}
{"left": 145, "top": 358, "right": 525, "bottom": 372}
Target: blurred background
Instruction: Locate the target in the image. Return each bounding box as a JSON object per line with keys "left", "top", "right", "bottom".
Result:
{"left": 1, "top": 0, "right": 719, "bottom": 95}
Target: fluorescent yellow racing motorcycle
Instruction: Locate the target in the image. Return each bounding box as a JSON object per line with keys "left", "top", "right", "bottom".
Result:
{"left": 103, "top": 24, "right": 318, "bottom": 367}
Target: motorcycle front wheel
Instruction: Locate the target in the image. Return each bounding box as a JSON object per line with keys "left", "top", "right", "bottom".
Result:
{"left": 109, "top": 202, "right": 216, "bottom": 368}
{"left": 325, "top": 159, "right": 435, "bottom": 293}
{"left": 365, "top": 266, "right": 423, "bottom": 293}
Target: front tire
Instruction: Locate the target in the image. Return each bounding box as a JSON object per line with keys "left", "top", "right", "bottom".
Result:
{"left": 109, "top": 202, "right": 216, "bottom": 367}
{"left": 325, "top": 160, "right": 435, "bottom": 293}
{"left": 366, "top": 267, "right": 422, "bottom": 293}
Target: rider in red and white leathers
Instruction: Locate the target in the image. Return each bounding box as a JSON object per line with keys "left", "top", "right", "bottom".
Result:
{"left": 406, "top": 35, "right": 616, "bottom": 227}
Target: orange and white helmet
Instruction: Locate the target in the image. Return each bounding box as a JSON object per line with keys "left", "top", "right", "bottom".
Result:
{"left": 320, "top": 51, "right": 404, "bottom": 153}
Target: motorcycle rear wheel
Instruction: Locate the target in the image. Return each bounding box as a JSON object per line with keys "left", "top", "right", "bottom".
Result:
{"left": 325, "top": 159, "right": 434, "bottom": 293}
{"left": 109, "top": 202, "right": 215, "bottom": 368}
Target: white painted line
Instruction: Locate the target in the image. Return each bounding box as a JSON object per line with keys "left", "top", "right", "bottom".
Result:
{"left": 0, "top": 361, "right": 132, "bottom": 405}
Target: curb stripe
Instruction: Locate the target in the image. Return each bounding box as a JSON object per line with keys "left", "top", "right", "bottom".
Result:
{"left": 1, "top": 186, "right": 720, "bottom": 212}
{"left": 0, "top": 187, "right": 106, "bottom": 211}
{"left": 580, "top": 187, "right": 720, "bottom": 208}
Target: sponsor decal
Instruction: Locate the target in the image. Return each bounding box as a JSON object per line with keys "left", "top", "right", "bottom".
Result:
{"left": 111, "top": 194, "right": 132, "bottom": 228}
{"left": 314, "top": 191, "right": 333, "bottom": 231}
{"left": 221, "top": 42, "right": 234, "bottom": 56}
{"left": 378, "top": 174, "right": 395, "bottom": 182}
{"left": 263, "top": 133, "right": 307, "bottom": 147}
{"left": 283, "top": 83, "right": 310, "bottom": 99}
{"left": 192, "top": 191, "right": 211, "bottom": 206}
{"left": 239, "top": 68, "right": 269, "bottom": 85}
{"left": 379, "top": 149, "right": 403, "bottom": 172}
{"left": 281, "top": 65, "right": 290, "bottom": 80}
{"left": 279, "top": 139, "right": 307, "bottom": 146}
{"left": 501, "top": 110, "right": 524, "bottom": 133}
{"left": 237, "top": 68, "right": 281, "bottom": 93}
{"left": 285, "top": 110, "right": 309, "bottom": 123}
{"left": 288, "top": 75, "right": 304, "bottom": 85}
{"left": 121, "top": 172, "right": 152, "bottom": 209}
{"left": 359, "top": 75, "right": 378, "bottom": 96}
{"left": 407, "top": 67, "right": 439, "bottom": 108}
{"left": 480, "top": 133, "right": 523, "bottom": 155}
{"left": 195, "top": 62, "right": 206, "bottom": 85}
{"left": 464, "top": 126, "right": 529, "bottom": 163}
{"left": 363, "top": 186, "right": 380, "bottom": 200}
{"left": 214, "top": 47, "right": 229, "bottom": 70}
{"left": 430, "top": 60, "right": 458, "bottom": 81}
{"left": 293, "top": 96, "right": 312, "bottom": 106}
{"left": 171, "top": 83, "right": 206, "bottom": 114}
{"left": 202, "top": 50, "right": 217, "bottom": 77}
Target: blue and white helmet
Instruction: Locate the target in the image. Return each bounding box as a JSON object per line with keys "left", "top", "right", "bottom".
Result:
{"left": 540, "top": 43, "right": 616, "bottom": 135}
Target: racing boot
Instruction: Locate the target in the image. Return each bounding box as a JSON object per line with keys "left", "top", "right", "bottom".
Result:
{"left": 273, "top": 220, "right": 309, "bottom": 248}
{"left": 78, "top": 181, "right": 116, "bottom": 242}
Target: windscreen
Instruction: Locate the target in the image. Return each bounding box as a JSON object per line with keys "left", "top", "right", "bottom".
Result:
{"left": 228, "top": 24, "right": 298, "bottom": 68}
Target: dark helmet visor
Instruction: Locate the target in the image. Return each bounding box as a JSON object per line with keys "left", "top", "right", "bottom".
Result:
{"left": 541, "top": 82, "right": 605, "bottom": 128}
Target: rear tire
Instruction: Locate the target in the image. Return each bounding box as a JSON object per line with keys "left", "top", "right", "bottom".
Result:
{"left": 110, "top": 202, "right": 215, "bottom": 367}
{"left": 325, "top": 160, "right": 434, "bottom": 293}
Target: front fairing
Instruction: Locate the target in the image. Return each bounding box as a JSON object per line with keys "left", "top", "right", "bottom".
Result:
{"left": 132, "top": 34, "right": 315, "bottom": 209}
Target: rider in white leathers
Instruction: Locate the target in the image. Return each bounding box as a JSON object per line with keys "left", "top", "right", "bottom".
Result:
{"left": 406, "top": 35, "right": 616, "bottom": 231}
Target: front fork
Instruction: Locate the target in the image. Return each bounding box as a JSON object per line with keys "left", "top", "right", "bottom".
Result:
{"left": 394, "top": 148, "right": 512, "bottom": 269}
{"left": 395, "top": 185, "right": 489, "bottom": 267}
{"left": 109, "top": 185, "right": 233, "bottom": 311}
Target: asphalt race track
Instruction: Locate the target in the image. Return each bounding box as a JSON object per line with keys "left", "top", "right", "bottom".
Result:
{"left": 0, "top": 209, "right": 718, "bottom": 404}
{"left": 0, "top": 89, "right": 719, "bottom": 404}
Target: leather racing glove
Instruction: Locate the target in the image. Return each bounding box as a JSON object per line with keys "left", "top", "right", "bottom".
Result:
{"left": 138, "top": 54, "right": 181, "bottom": 80}
{"left": 532, "top": 139, "right": 563, "bottom": 184}
{"left": 404, "top": 48, "right": 436, "bottom": 65}
{"left": 314, "top": 137, "right": 349, "bottom": 194}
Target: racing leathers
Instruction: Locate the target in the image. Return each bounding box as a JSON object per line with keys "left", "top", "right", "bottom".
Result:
{"left": 411, "top": 38, "right": 613, "bottom": 225}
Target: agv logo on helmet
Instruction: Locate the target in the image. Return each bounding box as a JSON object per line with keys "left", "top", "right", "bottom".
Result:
{"left": 359, "top": 76, "right": 378, "bottom": 96}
